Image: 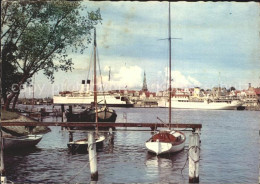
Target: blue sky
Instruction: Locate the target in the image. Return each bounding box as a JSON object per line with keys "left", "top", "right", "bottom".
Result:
{"left": 21, "top": 2, "right": 260, "bottom": 98}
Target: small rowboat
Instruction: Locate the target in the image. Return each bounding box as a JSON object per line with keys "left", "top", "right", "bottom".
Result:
{"left": 67, "top": 135, "right": 105, "bottom": 153}
{"left": 2, "top": 134, "right": 43, "bottom": 150}
{"left": 145, "top": 130, "right": 186, "bottom": 155}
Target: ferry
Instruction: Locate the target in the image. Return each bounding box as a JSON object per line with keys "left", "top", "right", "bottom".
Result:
{"left": 53, "top": 80, "right": 133, "bottom": 107}
{"left": 158, "top": 96, "right": 243, "bottom": 110}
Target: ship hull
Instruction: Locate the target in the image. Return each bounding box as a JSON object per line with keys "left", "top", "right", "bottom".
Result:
{"left": 66, "top": 107, "right": 117, "bottom": 123}
{"left": 53, "top": 95, "right": 133, "bottom": 107}
{"left": 158, "top": 100, "right": 242, "bottom": 110}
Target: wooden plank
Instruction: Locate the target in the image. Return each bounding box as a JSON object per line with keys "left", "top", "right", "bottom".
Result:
{"left": 1, "top": 122, "right": 202, "bottom": 129}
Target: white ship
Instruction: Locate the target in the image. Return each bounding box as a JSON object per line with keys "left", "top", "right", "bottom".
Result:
{"left": 158, "top": 96, "right": 243, "bottom": 110}
{"left": 53, "top": 80, "right": 133, "bottom": 107}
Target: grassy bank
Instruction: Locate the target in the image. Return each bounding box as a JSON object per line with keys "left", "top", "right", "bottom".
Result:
{"left": 1, "top": 110, "right": 20, "bottom": 120}
{"left": 1, "top": 110, "right": 51, "bottom": 135}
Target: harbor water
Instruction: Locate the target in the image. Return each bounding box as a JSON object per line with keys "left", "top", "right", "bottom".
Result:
{"left": 4, "top": 107, "right": 260, "bottom": 183}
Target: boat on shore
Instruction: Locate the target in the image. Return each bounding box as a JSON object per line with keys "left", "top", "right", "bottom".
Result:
{"left": 2, "top": 134, "right": 43, "bottom": 150}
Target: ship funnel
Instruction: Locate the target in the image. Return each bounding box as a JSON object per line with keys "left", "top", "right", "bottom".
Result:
{"left": 80, "top": 80, "right": 86, "bottom": 93}
{"left": 86, "top": 80, "right": 91, "bottom": 93}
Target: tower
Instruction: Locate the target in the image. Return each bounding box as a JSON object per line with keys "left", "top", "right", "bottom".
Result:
{"left": 142, "top": 71, "right": 148, "bottom": 92}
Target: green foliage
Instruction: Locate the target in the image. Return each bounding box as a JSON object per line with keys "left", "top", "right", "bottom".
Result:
{"left": 2, "top": 41, "right": 23, "bottom": 100}
{"left": 1, "top": 1, "right": 102, "bottom": 83}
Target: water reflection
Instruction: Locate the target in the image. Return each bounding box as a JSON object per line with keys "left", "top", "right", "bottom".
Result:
{"left": 145, "top": 149, "right": 186, "bottom": 168}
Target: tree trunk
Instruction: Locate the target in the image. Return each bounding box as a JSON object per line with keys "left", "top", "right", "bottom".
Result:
{"left": 3, "top": 92, "right": 15, "bottom": 111}
{"left": 12, "top": 91, "right": 20, "bottom": 111}
{"left": 3, "top": 76, "right": 27, "bottom": 111}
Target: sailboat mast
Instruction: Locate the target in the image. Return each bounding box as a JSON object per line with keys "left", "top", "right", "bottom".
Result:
{"left": 94, "top": 29, "right": 98, "bottom": 125}
{"left": 168, "top": 2, "right": 172, "bottom": 127}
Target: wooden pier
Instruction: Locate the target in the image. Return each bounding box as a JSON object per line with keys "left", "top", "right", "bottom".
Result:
{"left": 1, "top": 122, "right": 201, "bottom": 129}
{"left": 1, "top": 121, "right": 202, "bottom": 183}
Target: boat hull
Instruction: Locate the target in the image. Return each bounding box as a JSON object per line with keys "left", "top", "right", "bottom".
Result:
{"left": 158, "top": 100, "right": 242, "bottom": 110}
{"left": 67, "top": 135, "right": 105, "bottom": 153}
{"left": 146, "top": 141, "right": 185, "bottom": 155}
{"left": 66, "top": 107, "right": 117, "bottom": 123}
{"left": 2, "top": 135, "right": 43, "bottom": 150}
{"left": 145, "top": 131, "right": 186, "bottom": 155}
{"left": 53, "top": 95, "right": 133, "bottom": 107}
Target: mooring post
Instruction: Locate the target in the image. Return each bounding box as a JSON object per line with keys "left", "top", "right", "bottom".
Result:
{"left": 1, "top": 131, "right": 7, "bottom": 184}
{"left": 88, "top": 132, "right": 98, "bottom": 181}
{"left": 189, "top": 129, "right": 200, "bottom": 183}
{"left": 61, "top": 105, "right": 65, "bottom": 130}
{"left": 69, "top": 131, "right": 73, "bottom": 142}
{"left": 108, "top": 127, "right": 114, "bottom": 144}
{"left": 1, "top": 176, "right": 7, "bottom": 184}
{"left": 69, "top": 105, "right": 72, "bottom": 114}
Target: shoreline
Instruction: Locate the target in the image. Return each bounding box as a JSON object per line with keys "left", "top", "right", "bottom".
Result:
{"left": 1, "top": 111, "right": 51, "bottom": 137}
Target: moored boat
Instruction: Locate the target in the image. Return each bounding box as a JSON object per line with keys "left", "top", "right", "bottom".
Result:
{"left": 65, "top": 27, "right": 117, "bottom": 123}
{"left": 67, "top": 134, "right": 105, "bottom": 153}
{"left": 2, "top": 134, "right": 43, "bottom": 150}
{"left": 145, "top": 3, "right": 186, "bottom": 155}
{"left": 66, "top": 106, "right": 117, "bottom": 122}
{"left": 146, "top": 130, "right": 186, "bottom": 155}
{"left": 158, "top": 97, "right": 243, "bottom": 110}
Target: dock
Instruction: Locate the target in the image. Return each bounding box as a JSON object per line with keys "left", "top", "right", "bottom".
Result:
{"left": 1, "top": 121, "right": 202, "bottom": 183}
{"left": 1, "top": 122, "right": 202, "bottom": 131}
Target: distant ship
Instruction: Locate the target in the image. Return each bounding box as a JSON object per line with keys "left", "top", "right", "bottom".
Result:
{"left": 158, "top": 96, "right": 243, "bottom": 110}
{"left": 53, "top": 80, "right": 133, "bottom": 107}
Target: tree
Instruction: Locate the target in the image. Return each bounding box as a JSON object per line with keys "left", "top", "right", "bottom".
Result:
{"left": 1, "top": 1, "right": 102, "bottom": 110}
{"left": 230, "top": 86, "right": 236, "bottom": 91}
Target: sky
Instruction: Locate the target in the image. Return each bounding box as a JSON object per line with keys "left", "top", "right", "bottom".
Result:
{"left": 20, "top": 1, "right": 260, "bottom": 98}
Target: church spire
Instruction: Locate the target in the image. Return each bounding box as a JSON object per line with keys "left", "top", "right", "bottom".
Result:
{"left": 142, "top": 71, "right": 148, "bottom": 92}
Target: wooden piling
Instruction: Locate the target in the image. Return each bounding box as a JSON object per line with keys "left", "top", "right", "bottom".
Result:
{"left": 88, "top": 132, "right": 98, "bottom": 181}
{"left": 69, "top": 106, "right": 72, "bottom": 114}
{"left": 1, "top": 176, "right": 7, "bottom": 184}
{"left": 108, "top": 127, "right": 114, "bottom": 144}
{"left": 61, "top": 105, "right": 65, "bottom": 130}
{"left": 1, "top": 131, "right": 6, "bottom": 184}
{"left": 189, "top": 133, "right": 200, "bottom": 183}
{"left": 69, "top": 132, "right": 73, "bottom": 142}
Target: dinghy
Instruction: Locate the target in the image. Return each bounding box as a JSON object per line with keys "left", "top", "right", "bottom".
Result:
{"left": 67, "top": 135, "right": 105, "bottom": 153}
{"left": 2, "top": 134, "right": 43, "bottom": 150}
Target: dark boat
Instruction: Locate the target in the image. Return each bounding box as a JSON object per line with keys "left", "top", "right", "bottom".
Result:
{"left": 65, "top": 27, "right": 117, "bottom": 123}
{"left": 67, "top": 135, "right": 105, "bottom": 153}
{"left": 66, "top": 106, "right": 117, "bottom": 122}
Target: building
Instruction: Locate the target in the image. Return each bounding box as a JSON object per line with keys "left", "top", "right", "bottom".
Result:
{"left": 141, "top": 71, "right": 148, "bottom": 92}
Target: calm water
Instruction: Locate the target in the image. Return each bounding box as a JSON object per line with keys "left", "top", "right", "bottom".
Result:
{"left": 4, "top": 108, "right": 260, "bottom": 183}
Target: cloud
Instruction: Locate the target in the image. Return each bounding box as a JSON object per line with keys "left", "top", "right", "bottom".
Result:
{"left": 164, "top": 68, "right": 201, "bottom": 88}
{"left": 99, "top": 65, "right": 143, "bottom": 90}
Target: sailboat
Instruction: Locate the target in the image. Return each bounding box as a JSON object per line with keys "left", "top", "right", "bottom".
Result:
{"left": 145, "top": 3, "right": 186, "bottom": 155}
{"left": 65, "top": 28, "right": 117, "bottom": 123}
{"left": 67, "top": 28, "right": 108, "bottom": 153}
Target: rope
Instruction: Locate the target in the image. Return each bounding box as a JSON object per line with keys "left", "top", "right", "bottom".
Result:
{"left": 96, "top": 48, "right": 106, "bottom": 106}
{"left": 87, "top": 45, "right": 93, "bottom": 82}
{"left": 67, "top": 143, "right": 98, "bottom": 182}
{"left": 181, "top": 145, "right": 201, "bottom": 175}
